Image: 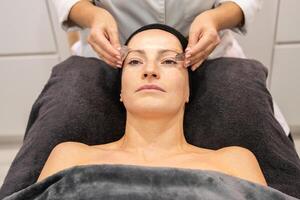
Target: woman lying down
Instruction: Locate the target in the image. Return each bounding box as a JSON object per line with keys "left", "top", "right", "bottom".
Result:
{"left": 4, "top": 24, "right": 298, "bottom": 200}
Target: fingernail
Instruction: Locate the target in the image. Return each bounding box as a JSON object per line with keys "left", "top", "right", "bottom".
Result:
{"left": 116, "top": 55, "right": 121, "bottom": 59}
{"left": 185, "top": 47, "right": 191, "bottom": 52}
{"left": 186, "top": 53, "right": 191, "bottom": 58}
{"left": 117, "top": 60, "right": 122, "bottom": 65}
{"left": 116, "top": 64, "right": 122, "bottom": 68}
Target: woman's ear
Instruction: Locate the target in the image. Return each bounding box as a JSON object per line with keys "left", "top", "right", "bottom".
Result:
{"left": 185, "top": 96, "right": 189, "bottom": 103}
{"left": 185, "top": 84, "right": 190, "bottom": 103}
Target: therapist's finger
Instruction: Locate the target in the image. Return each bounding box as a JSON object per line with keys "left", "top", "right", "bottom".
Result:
{"left": 107, "top": 28, "right": 121, "bottom": 56}
{"left": 191, "top": 60, "right": 204, "bottom": 71}
{"left": 89, "top": 39, "right": 118, "bottom": 64}
{"left": 189, "top": 42, "right": 216, "bottom": 70}
{"left": 187, "top": 29, "right": 201, "bottom": 53}
{"left": 188, "top": 47, "right": 209, "bottom": 65}
{"left": 89, "top": 41, "right": 120, "bottom": 68}
{"left": 91, "top": 49, "right": 117, "bottom": 69}
{"left": 189, "top": 50, "right": 205, "bottom": 70}
{"left": 99, "top": 30, "right": 121, "bottom": 58}
{"left": 185, "top": 28, "right": 203, "bottom": 67}
{"left": 88, "top": 30, "right": 120, "bottom": 61}
{"left": 189, "top": 30, "right": 220, "bottom": 60}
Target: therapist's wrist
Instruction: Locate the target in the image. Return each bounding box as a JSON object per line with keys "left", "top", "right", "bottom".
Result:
{"left": 69, "top": 0, "right": 104, "bottom": 29}
{"left": 90, "top": 8, "right": 111, "bottom": 28}
{"left": 199, "top": 2, "right": 244, "bottom": 32}
{"left": 194, "top": 11, "right": 220, "bottom": 32}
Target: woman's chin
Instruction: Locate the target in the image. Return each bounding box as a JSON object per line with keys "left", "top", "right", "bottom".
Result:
{"left": 123, "top": 97, "right": 183, "bottom": 115}
{"left": 131, "top": 105, "right": 166, "bottom": 112}
{"left": 126, "top": 103, "right": 179, "bottom": 117}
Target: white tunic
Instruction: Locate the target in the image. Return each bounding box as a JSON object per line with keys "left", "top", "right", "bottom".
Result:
{"left": 52, "top": 0, "right": 262, "bottom": 59}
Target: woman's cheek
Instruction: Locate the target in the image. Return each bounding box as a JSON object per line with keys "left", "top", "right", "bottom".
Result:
{"left": 174, "top": 73, "right": 189, "bottom": 102}
{"left": 165, "top": 79, "right": 184, "bottom": 102}
{"left": 122, "top": 76, "right": 139, "bottom": 102}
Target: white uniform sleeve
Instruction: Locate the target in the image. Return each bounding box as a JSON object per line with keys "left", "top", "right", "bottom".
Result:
{"left": 52, "top": 0, "right": 91, "bottom": 32}
{"left": 214, "top": 0, "right": 262, "bottom": 34}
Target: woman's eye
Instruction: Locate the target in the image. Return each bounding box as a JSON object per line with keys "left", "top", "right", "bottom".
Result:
{"left": 162, "top": 59, "right": 177, "bottom": 65}
{"left": 127, "top": 59, "right": 142, "bottom": 65}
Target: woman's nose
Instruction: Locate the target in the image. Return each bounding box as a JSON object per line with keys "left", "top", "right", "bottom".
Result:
{"left": 143, "top": 71, "right": 159, "bottom": 78}
{"left": 142, "top": 65, "right": 160, "bottom": 79}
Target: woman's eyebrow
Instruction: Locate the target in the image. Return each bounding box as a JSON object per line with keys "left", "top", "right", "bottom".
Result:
{"left": 121, "top": 47, "right": 184, "bottom": 61}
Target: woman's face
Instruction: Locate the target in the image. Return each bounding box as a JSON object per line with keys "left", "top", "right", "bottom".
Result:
{"left": 120, "top": 29, "right": 190, "bottom": 117}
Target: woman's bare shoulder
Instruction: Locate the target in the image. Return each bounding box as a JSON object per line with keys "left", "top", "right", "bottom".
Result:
{"left": 48, "top": 141, "right": 90, "bottom": 159}
{"left": 217, "top": 146, "right": 254, "bottom": 155}
{"left": 216, "top": 146, "right": 260, "bottom": 166}
{"left": 36, "top": 141, "right": 90, "bottom": 183}
{"left": 216, "top": 146, "right": 268, "bottom": 186}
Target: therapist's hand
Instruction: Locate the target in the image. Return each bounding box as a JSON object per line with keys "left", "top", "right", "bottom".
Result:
{"left": 87, "top": 8, "right": 122, "bottom": 68}
{"left": 186, "top": 12, "right": 220, "bottom": 71}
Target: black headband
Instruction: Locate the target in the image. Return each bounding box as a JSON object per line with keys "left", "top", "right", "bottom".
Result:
{"left": 124, "top": 23, "right": 188, "bottom": 50}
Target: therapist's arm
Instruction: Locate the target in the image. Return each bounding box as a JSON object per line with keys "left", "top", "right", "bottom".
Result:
{"left": 200, "top": 2, "right": 244, "bottom": 32}
{"left": 68, "top": 0, "right": 106, "bottom": 28}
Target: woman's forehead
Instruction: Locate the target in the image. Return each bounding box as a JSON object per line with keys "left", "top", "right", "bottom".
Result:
{"left": 127, "top": 29, "right": 182, "bottom": 49}
{"left": 128, "top": 48, "right": 182, "bottom": 55}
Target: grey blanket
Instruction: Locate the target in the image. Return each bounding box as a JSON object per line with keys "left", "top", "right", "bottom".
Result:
{"left": 3, "top": 164, "right": 298, "bottom": 200}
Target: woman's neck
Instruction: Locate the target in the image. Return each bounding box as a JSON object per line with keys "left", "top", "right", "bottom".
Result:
{"left": 115, "top": 110, "right": 191, "bottom": 162}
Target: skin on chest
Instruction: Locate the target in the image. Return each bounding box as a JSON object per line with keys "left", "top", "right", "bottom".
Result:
{"left": 78, "top": 147, "right": 232, "bottom": 176}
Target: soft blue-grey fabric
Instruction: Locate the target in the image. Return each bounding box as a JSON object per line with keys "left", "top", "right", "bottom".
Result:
{"left": 3, "top": 164, "right": 298, "bottom": 200}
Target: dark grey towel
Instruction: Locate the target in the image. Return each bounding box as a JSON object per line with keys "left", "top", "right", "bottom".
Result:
{"left": 3, "top": 164, "right": 299, "bottom": 200}
{"left": 1, "top": 56, "right": 300, "bottom": 199}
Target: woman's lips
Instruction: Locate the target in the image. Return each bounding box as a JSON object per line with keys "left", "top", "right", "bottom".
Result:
{"left": 136, "top": 84, "right": 166, "bottom": 92}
